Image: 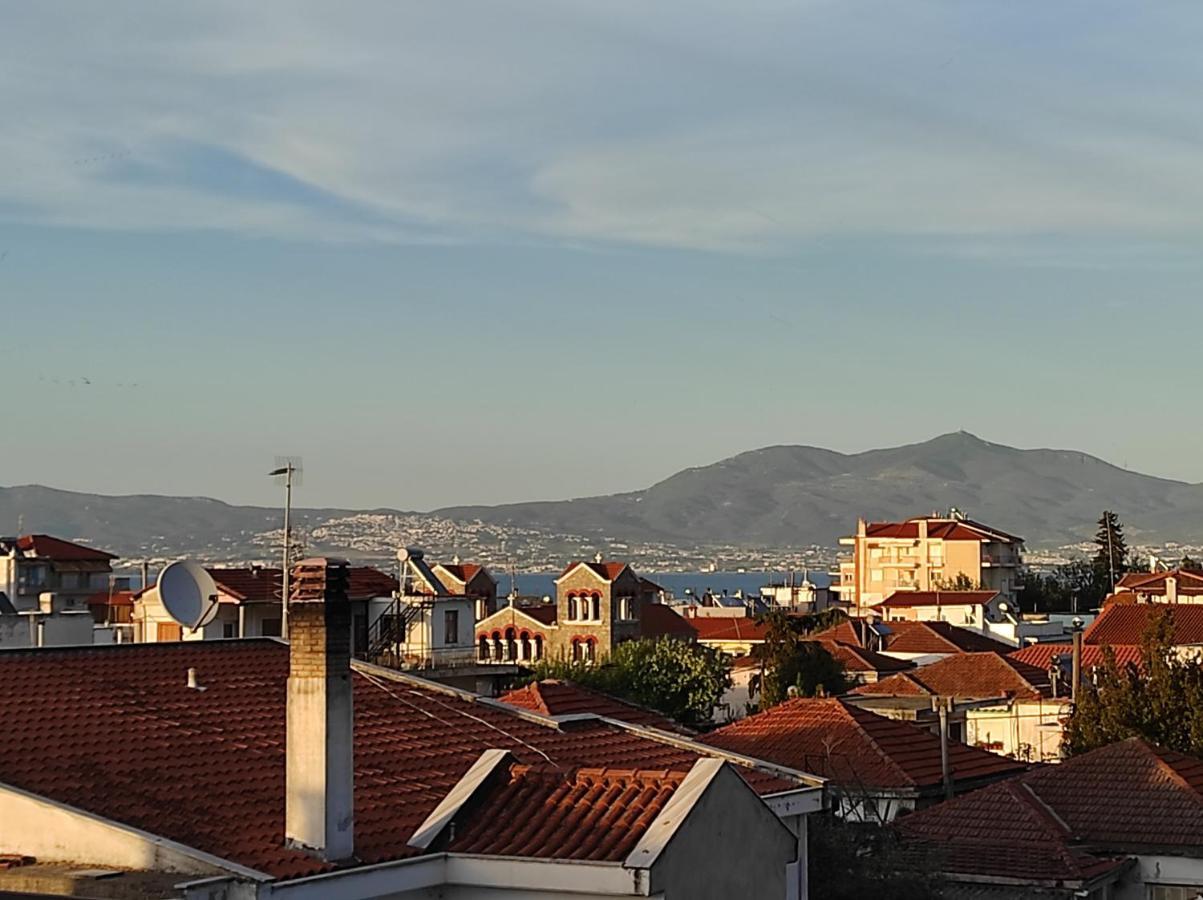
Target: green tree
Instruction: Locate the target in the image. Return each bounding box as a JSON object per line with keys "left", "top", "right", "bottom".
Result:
{"left": 530, "top": 638, "right": 731, "bottom": 728}
{"left": 1093, "top": 510, "right": 1129, "bottom": 593}
{"left": 752, "top": 611, "right": 847, "bottom": 709}
{"left": 1022, "top": 558, "right": 1109, "bottom": 613}
{"left": 932, "top": 572, "right": 984, "bottom": 590}
{"left": 1183, "top": 555, "right": 1201, "bottom": 570}
{"left": 1063, "top": 608, "right": 1203, "bottom": 756}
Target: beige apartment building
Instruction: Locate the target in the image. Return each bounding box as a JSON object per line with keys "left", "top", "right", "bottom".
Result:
{"left": 837, "top": 513, "right": 1024, "bottom": 612}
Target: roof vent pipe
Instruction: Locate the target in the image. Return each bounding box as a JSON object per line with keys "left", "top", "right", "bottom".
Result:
{"left": 186, "top": 667, "right": 206, "bottom": 691}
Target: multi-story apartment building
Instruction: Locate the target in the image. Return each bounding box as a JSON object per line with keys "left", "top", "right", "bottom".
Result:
{"left": 0, "top": 534, "right": 118, "bottom": 612}
{"left": 837, "top": 513, "right": 1024, "bottom": 612}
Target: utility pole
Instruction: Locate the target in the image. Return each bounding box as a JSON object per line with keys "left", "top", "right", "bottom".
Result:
{"left": 269, "top": 460, "right": 300, "bottom": 640}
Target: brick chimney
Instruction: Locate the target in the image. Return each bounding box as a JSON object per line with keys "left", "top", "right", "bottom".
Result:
{"left": 286, "top": 557, "right": 354, "bottom": 861}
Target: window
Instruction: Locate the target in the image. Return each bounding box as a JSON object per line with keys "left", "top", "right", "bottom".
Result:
{"left": 618, "top": 596, "right": 635, "bottom": 620}
{"left": 1147, "top": 885, "right": 1203, "bottom": 900}
{"left": 444, "top": 609, "right": 460, "bottom": 646}
{"left": 223, "top": 622, "right": 237, "bottom": 639}
{"left": 261, "top": 618, "right": 282, "bottom": 638}
{"left": 478, "top": 635, "right": 490, "bottom": 660}
{"left": 590, "top": 593, "right": 601, "bottom": 621}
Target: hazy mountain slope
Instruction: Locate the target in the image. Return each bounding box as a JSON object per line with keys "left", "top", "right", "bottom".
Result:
{"left": 438, "top": 432, "right": 1203, "bottom": 547}
{"left": 4, "top": 433, "right": 1202, "bottom": 557}
{"left": 0, "top": 484, "right": 360, "bottom": 557}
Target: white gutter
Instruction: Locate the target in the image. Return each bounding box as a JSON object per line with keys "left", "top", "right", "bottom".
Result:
{"left": 259, "top": 853, "right": 647, "bottom": 900}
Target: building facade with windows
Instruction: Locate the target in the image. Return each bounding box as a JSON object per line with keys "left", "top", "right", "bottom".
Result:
{"left": 475, "top": 560, "right": 690, "bottom": 664}
{"left": 837, "top": 514, "right": 1024, "bottom": 612}
{"left": 1, "top": 534, "right": 118, "bottom": 613}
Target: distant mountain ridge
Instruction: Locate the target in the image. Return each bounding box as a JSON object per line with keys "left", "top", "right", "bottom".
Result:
{"left": 436, "top": 432, "right": 1203, "bottom": 549}
{"left": 3, "top": 433, "right": 1202, "bottom": 559}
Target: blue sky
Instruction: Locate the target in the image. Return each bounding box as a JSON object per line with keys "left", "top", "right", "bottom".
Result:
{"left": 3, "top": 1, "right": 1203, "bottom": 510}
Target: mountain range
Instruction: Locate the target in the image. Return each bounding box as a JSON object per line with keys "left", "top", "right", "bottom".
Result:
{"left": 3, "top": 433, "right": 1201, "bottom": 562}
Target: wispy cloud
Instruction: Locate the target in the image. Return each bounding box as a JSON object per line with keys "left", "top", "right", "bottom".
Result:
{"left": 4, "top": 1, "right": 1203, "bottom": 253}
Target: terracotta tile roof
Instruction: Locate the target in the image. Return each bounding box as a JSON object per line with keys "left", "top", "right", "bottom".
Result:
{"left": 1084, "top": 604, "right": 1203, "bottom": 646}
{"left": 1008, "top": 642, "right": 1143, "bottom": 670}
{"left": 897, "top": 737, "right": 1203, "bottom": 883}
{"left": 873, "top": 591, "right": 998, "bottom": 609}
{"left": 862, "top": 518, "right": 1022, "bottom": 544}
{"left": 9, "top": 535, "right": 117, "bottom": 561}
{"left": 850, "top": 652, "right": 1053, "bottom": 701}
{"left": 687, "top": 617, "right": 770, "bottom": 642}
{"left": 1115, "top": 568, "right": 1203, "bottom": 595}
{"left": 435, "top": 563, "right": 491, "bottom": 586}
{"left": 897, "top": 780, "right": 1131, "bottom": 885}
{"left": 84, "top": 589, "right": 138, "bottom": 609}
{"left": 0, "top": 641, "right": 803, "bottom": 879}
{"left": 558, "top": 561, "right": 630, "bottom": 582}
{"left": 702, "top": 698, "right": 1025, "bottom": 792}
{"left": 446, "top": 764, "right": 684, "bottom": 861}
{"left": 201, "top": 567, "right": 398, "bottom": 603}
{"left": 640, "top": 603, "right": 695, "bottom": 639}
{"left": 814, "top": 619, "right": 1016, "bottom": 656}
{"left": 809, "top": 639, "right": 915, "bottom": 675}
{"left": 501, "top": 681, "right": 693, "bottom": 734}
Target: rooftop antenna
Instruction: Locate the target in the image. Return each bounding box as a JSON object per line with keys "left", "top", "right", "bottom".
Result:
{"left": 269, "top": 457, "right": 303, "bottom": 639}
{"left": 157, "top": 560, "right": 220, "bottom": 632}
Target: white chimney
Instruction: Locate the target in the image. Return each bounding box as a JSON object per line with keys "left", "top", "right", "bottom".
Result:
{"left": 286, "top": 558, "right": 354, "bottom": 861}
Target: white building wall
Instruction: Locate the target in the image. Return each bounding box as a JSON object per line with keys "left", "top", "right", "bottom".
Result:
{"left": 966, "top": 700, "right": 1068, "bottom": 763}
{"left": 0, "top": 783, "right": 240, "bottom": 877}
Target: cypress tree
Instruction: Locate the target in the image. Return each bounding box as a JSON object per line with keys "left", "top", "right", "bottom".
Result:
{"left": 1093, "top": 510, "right": 1128, "bottom": 592}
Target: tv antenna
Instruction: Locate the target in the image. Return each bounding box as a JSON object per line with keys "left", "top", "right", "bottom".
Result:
{"left": 157, "top": 561, "right": 220, "bottom": 632}
{"left": 269, "top": 456, "right": 303, "bottom": 639}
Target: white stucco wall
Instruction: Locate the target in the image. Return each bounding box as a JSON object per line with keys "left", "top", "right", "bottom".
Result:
{"left": 966, "top": 700, "right": 1068, "bottom": 763}
{"left": 647, "top": 764, "right": 796, "bottom": 899}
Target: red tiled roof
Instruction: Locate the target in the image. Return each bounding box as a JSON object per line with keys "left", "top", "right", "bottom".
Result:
{"left": 436, "top": 563, "right": 490, "bottom": 585}
{"left": 85, "top": 590, "right": 137, "bottom": 608}
{"left": 13, "top": 535, "right": 117, "bottom": 561}
{"left": 850, "top": 652, "right": 1052, "bottom": 701}
{"left": 809, "top": 639, "right": 915, "bottom": 675}
{"left": 897, "top": 737, "right": 1203, "bottom": 883}
{"left": 640, "top": 603, "right": 695, "bottom": 639}
{"left": 814, "top": 619, "right": 1016, "bottom": 656}
{"left": 1084, "top": 604, "right": 1203, "bottom": 646}
{"left": 687, "top": 617, "right": 770, "bottom": 643}
{"left": 897, "top": 780, "right": 1131, "bottom": 885}
{"left": 446, "top": 764, "right": 683, "bottom": 861}
{"left": 558, "top": 561, "right": 630, "bottom": 582}
{"left": 201, "top": 567, "right": 398, "bottom": 603}
{"left": 1008, "top": 642, "right": 1143, "bottom": 670}
{"left": 500, "top": 680, "right": 692, "bottom": 734}
{"left": 873, "top": 591, "right": 998, "bottom": 609}
{"left": 1116, "top": 568, "right": 1203, "bottom": 595}
{"left": 862, "top": 518, "right": 1022, "bottom": 544}
{"left": 0, "top": 641, "right": 802, "bottom": 879}
{"left": 702, "top": 697, "right": 1025, "bottom": 792}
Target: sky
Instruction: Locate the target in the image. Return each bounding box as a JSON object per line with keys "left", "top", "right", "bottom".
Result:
{"left": 3, "top": 1, "right": 1203, "bottom": 510}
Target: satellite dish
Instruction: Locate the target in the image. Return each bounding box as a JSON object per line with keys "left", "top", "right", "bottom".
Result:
{"left": 157, "top": 561, "right": 220, "bottom": 630}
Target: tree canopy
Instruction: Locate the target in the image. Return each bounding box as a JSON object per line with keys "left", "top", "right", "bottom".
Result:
{"left": 751, "top": 610, "right": 847, "bottom": 710}
{"left": 1063, "top": 607, "right": 1203, "bottom": 756}
{"left": 529, "top": 637, "right": 731, "bottom": 728}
